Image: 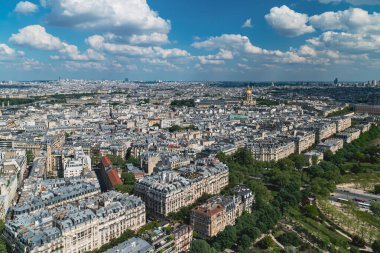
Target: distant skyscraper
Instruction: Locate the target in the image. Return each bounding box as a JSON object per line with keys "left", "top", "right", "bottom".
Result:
{"left": 334, "top": 78, "right": 338, "bottom": 85}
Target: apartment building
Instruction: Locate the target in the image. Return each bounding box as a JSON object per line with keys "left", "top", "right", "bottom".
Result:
{"left": 316, "top": 138, "right": 344, "bottom": 154}
{"left": 336, "top": 128, "right": 361, "bottom": 143}
{"left": 332, "top": 117, "right": 352, "bottom": 132}
{"left": 13, "top": 178, "right": 100, "bottom": 216}
{"left": 191, "top": 185, "right": 254, "bottom": 238}
{"left": 250, "top": 137, "right": 296, "bottom": 161}
{"left": 283, "top": 131, "right": 316, "bottom": 154}
{"left": 134, "top": 159, "right": 229, "bottom": 217}
{"left": 173, "top": 224, "right": 193, "bottom": 252}
{"left": 4, "top": 191, "right": 146, "bottom": 253}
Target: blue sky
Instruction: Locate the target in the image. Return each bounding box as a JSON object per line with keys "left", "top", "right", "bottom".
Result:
{"left": 0, "top": 0, "right": 380, "bottom": 81}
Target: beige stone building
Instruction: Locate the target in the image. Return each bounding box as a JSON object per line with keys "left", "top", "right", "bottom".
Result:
{"left": 285, "top": 131, "right": 316, "bottom": 154}
{"left": 173, "top": 224, "right": 193, "bottom": 252}
{"left": 250, "top": 138, "right": 296, "bottom": 161}
{"left": 134, "top": 159, "right": 229, "bottom": 217}
{"left": 316, "top": 138, "right": 344, "bottom": 154}
{"left": 336, "top": 128, "right": 361, "bottom": 143}
{"left": 332, "top": 117, "right": 352, "bottom": 132}
{"left": 140, "top": 152, "right": 161, "bottom": 175}
{"left": 317, "top": 122, "right": 337, "bottom": 141}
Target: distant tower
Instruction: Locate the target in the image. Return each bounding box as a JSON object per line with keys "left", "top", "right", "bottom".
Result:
{"left": 334, "top": 78, "right": 338, "bottom": 85}
{"left": 243, "top": 85, "right": 256, "bottom": 106}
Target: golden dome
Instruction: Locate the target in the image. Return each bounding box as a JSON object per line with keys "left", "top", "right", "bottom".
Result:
{"left": 246, "top": 87, "right": 253, "bottom": 95}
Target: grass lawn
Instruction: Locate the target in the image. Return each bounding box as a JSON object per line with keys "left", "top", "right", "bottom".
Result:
{"left": 342, "top": 162, "right": 380, "bottom": 172}
{"left": 287, "top": 208, "right": 351, "bottom": 252}
{"left": 342, "top": 171, "right": 380, "bottom": 184}
{"left": 349, "top": 207, "right": 380, "bottom": 230}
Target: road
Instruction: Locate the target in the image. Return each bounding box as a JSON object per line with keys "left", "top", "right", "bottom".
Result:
{"left": 332, "top": 187, "right": 380, "bottom": 203}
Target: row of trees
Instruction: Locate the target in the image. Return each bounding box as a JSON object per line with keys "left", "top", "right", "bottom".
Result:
{"left": 168, "top": 124, "right": 198, "bottom": 133}
{"left": 318, "top": 199, "right": 379, "bottom": 244}
{"left": 188, "top": 124, "right": 380, "bottom": 252}
{"left": 115, "top": 171, "right": 136, "bottom": 194}
{"left": 170, "top": 99, "right": 195, "bottom": 107}
{"left": 188, "top": 149, "right": 304, "bottom": 252}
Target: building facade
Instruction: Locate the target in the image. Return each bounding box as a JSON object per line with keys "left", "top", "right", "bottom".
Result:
{"left": 250, "top": 138, "right": 296, "bottom": 161}
{"left": 4, "top": 191, "right": 146, "bottom": 253}
{"left": 134, "top": 159, "right": 229, "bottom": 217}
{"left": 191, "top": 185, "right": 254, "bottom": 238}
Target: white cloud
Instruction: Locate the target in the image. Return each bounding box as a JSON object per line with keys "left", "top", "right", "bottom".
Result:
{"left": 307, "top": 31, "right": 380, "bottom": 52}
{"left": 198, "top": 58, "right": 225, "bottom": 65}
{"left": 198, "top": 49, "right": 234, "bottom": 65}
{"left": 20, "top": 59, "right": 45, "bottom": 70}
{"left": 0, "top": 44, "right": 17, "bottom": 58}
{"left": 299, "top": 45, "right": 317, "bottom": 56}
{"left": 10, "top": 25, "right": 62, "bottom": 50}
{"left": 128, "top": 33, "right": 169, "bottom": 45}
{"left": 42, "top": 0, "right": 170, "bottom": 36}
{"left": 14, "top": 1, "right": 38, "bottom": 14}
{"left": 265, "top": 5, "right": 315, "bottom": 37}
{"left": 192, "top": 34, "right": 263, "bottom": 54}
{"left": 192, "top": 34, "right": 308, "bottom": 64}
{"left": 9, "top": 25, "right": 104, "bottom": 60}
{"left": 86, "top": 34, "right": 189, "bottom": 58}
{"left": 242, "top": 18, "right": 253, "bottom": 28}
{"left": 318, "top": 0, "right": 380, "bottom": 5}
{"left": 310, "top": 8, "right": 380, "bottom": 33}
{"left": 0, "top": 44, "right": 23, "bottom": 60}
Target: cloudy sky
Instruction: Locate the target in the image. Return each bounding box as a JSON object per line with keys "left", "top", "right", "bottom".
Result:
{"left": 1, "top": 0, "right": 380, "bottom": 81}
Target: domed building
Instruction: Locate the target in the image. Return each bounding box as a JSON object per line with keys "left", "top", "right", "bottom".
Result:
{"left": 242, "top": 85, "right": 256, "bottom": 106}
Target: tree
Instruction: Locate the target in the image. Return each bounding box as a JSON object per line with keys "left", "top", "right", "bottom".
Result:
{"left": 121, "top": 172, "right": 136, "bottom": 185}
{"left": 351, "top": 235, "right": 365, "bottom": 247}
{"left": 107, "top": 154, "right": 127, "bottom": 166}
{"left": 277, "top": 232, "right": 302, "bottom": 247}
{"left": 126, "top": 156, "right": 140, "bottom": 167}
{"left": 302, "top": 205, "right": 319, "bottom": 218}
{"left": 170, "top": 99, "right": 195, "bottom": 107}
{"left": 372, "top": 240, "right": 380, "bottom": 253}
{"left": 115, "top": 184, "right": 134, "bottom": 194}
{"left": 239, "top": 234, "right": 252, "bottom": 249}
{"left": 284, "top": 246, "right": 298, "bottom": 253}
{"left": 292, "top": 154, "right": 308, "bottom": 170}
{"left": 370, "top": 202, "right": 380, "bottom": 218}
{"left": 189, "top": 240, "right": 218, "bottom": 253}
{"left": 350, "top": 246, "right": 360, "bottom": 253}
{"left": 0, "top": 221, "right": 8, "bottom": 252}
{"left": 247, "top": 181, "right": 273, "bottom": 207}
{"left": 258, "top": 236, "right": 273, "bottom": 249}
{"left": 374, "top": 184, "right": 380, "bottom": 194}
{"left": 26, "top": 150, "right": 34, "bottom": 164}
{"left": 216, "top": 226, "right": 237, "bottom": 249}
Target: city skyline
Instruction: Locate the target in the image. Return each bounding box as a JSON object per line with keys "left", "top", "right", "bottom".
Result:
{"left": 1, "top": 0, "right": 380, "bottom": 81}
